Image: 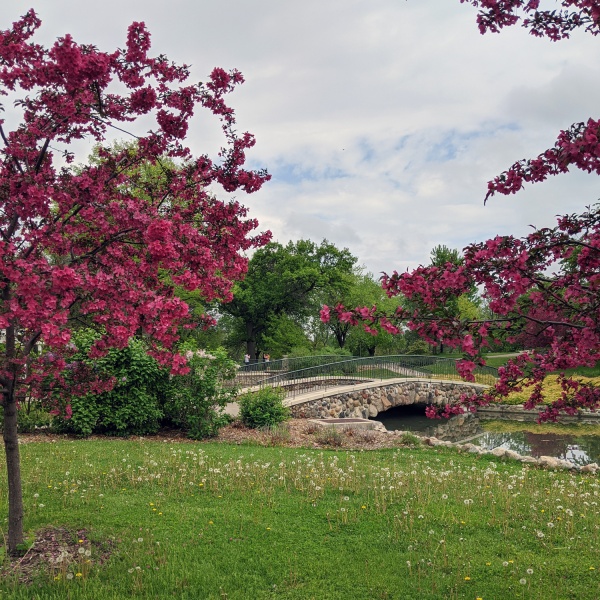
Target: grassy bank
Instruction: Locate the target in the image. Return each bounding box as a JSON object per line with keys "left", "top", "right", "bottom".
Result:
{"left": 1, "top": 439, "right": 600, "bottom": 599}
{"left": 502, "top": 376, "right": 600, "bottom": 406}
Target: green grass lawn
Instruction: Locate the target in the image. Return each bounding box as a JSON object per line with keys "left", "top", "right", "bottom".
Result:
{"left": 481, "top": 355, "right": 516, "bottom": 369}
{"left": 2, "top": 439, "right": 600, "bottom": 599}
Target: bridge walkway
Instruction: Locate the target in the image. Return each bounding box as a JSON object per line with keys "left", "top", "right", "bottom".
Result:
{"left": 225, "top": 374, "right": 466, "bottom": 418}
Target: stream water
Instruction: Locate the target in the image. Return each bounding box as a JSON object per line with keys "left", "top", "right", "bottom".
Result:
{"left": 373, "top": 405, "right": 600, "bottom": 466}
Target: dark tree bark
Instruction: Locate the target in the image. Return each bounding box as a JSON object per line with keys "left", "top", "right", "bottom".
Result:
{"left": 2, "top": 323, "right": 24, "bottom": 556}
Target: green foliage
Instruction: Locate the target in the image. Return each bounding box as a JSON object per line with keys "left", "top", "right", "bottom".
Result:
{"left": 258, "top": 314, "right": 309, "bottom": 359}
{"left": 50, "top": 330, "right": 236, "bottom": 439}
{"left": 429, "top": 244, "right": 463, "bottom": 267}
{"left": 221, "top": 239, "right": 357, "bottom": 357}
{"left": 54, "top": 332, "right": 166, "bottom": 437}
{"left": 238, "top": 386, "right": 290, "bottom": 429}
{"left": 0, "top": 404, "right": 52, "bottom": 434}
{"left": 163, "top": 346, "right": 238, "bottom": 439}
{"left": 50, "top": 331, "right": 237, "bottom": 439}
{"left": 399, "top": 431, "right": 422, "bottom": 446}
{"left": 321, "top": 270, "right": 406, "bottom": 356}
{"left": 284, "top": 345, "right": 352, "bottom": 358}
{"left": 407, "top": 340, "right": 431, "bottom": 355}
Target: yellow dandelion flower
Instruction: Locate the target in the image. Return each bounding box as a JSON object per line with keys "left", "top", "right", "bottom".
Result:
{"left": 464, "top": 576, "right": 470, "bottom": 581}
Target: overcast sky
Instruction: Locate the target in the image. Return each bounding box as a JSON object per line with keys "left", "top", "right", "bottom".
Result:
{"left": 5, "top": 1, "right": 599, "bottom": 276}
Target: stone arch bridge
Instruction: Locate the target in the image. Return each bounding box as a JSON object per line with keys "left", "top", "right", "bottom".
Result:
{"left": 284, "top": 378, "right": 487, "bottom": 420}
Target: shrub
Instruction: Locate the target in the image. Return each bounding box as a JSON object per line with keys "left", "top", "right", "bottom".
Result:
{"left": 407, "top": 340, "right": 431, "bottom": 355}
{"left": 304, "top": 421, "right": 320, "bottom": 435}
{"left": 48, "top": 332, "right": 238, "bottom": 439}
{"left": 262, "top": 422, "right": 291, "bottom": 446}
{"left": 238, "top": 386, "right": 289, "bottom": 429}
{"left": 399, "top": 432, "right": 422, "bottom": 446}
{"left": 52, "top": 333, "right": 167, "bottom": 436}
{"left": 350, "top": 428, "right": 378, "bottom": 444}
{"left": 314, "top": 426, "right": 344, "bottom": 447}
{"left": 162, "top": 346, "right": 238, "bottom": 439}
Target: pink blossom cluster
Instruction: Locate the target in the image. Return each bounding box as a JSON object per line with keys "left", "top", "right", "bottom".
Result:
{"left": 461, "top": 0, "right": 600, "bottom": 40}
{"left": 322, "top": 2, "right": 600, "bottom": 421}
{"left": 0, "top": 11, "right": 271, "bottom": 410}
{"left": 322, "top": 206, "right": 600, "bottom": 420}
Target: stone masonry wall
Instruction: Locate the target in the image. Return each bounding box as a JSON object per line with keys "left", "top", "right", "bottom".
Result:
{"left": 288, "top": 380, "right": 485, "bottom": 419}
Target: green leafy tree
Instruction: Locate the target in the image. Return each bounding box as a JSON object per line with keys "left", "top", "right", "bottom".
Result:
{"left": 322, "top": 271, "right": 405, "bottom": 356}
{"left": 259, "top": 314, "right": 312, "bottom": 358}
{"left": 220, "top": 239, "right": 356, "bottom": 359}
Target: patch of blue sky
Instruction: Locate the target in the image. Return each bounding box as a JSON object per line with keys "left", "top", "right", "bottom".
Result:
{"left": 426, "top": 122, "right": 521, "bottom": 163}
{"left": 272, "top": 162, "right": 348, "bottom": 185}
{"left": 393, "top": 134, "right": 412, "bottom": 152}
{"left": 356, "top": 139, "right": 375, "bottom": 163}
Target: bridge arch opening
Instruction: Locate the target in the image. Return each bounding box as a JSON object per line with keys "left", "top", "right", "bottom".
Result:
{"left": 372, "top": 403, "right": 431, "bottom": 432}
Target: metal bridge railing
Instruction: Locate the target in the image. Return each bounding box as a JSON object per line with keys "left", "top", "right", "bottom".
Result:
{"left": 234, "top": 355, "right": 497, "bottom": 399}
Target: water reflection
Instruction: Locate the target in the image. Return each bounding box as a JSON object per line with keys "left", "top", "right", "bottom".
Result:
{"left": 374, "top": 404, "right": 483, "bottom": 443}
{"left": 373, "top": 404, "right": 600, "bottom": 466}
{"left": 475, "top": 431, "right": 600, "bottom": 467}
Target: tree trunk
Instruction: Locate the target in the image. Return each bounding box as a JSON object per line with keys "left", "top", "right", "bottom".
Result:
{"left": 245, "top": 321, "right": 260, "bottom": 362}
{"left": 3, "top": 389, "right": 24, "bottom": 556}
{"left": 3, "top": 317, "right": 24, "bottom": 556}
{"left": 245, "top": 340, "right": 257, "bottom": 361}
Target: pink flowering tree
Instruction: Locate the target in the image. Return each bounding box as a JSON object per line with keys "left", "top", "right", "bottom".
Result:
{"left": 322, "top": 1, "right": 600, "bottom": 423}
{"left": 0, "top": 11, "right": 270, "bottom": 554}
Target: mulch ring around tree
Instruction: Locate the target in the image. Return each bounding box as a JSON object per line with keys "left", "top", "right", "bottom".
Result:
{"left": 1, "top": 526, "right": 114, "bottom": 585}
